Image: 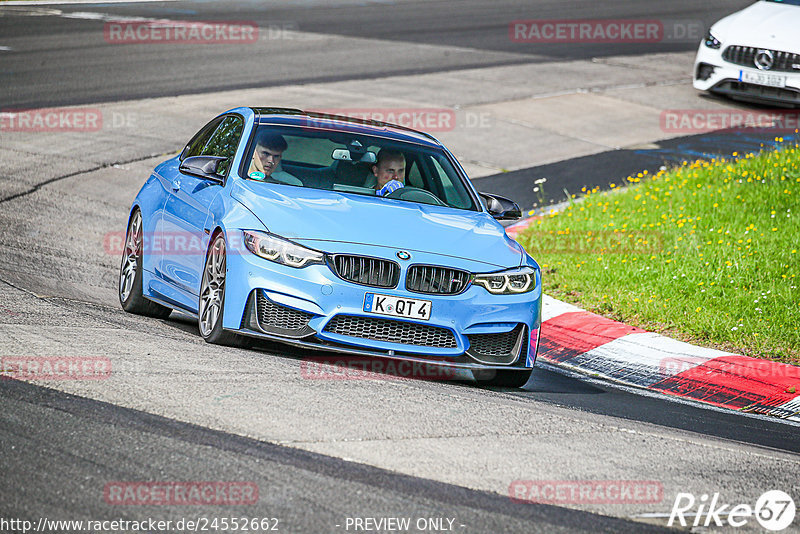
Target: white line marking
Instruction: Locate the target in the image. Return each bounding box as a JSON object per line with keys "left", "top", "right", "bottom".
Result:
{"left": 0, "top": 0, "right": 175, "bottom": 5}
{"left": 541, "top": 294, "right": 582, "bottom": 322}
{"left": 0, "top": 46, "right": 13, "bottom": 51}
{"left": 60, "top": 10, "right": 168, "bottom": 22}
{"left": 537, "top": 360, "right": 800, "bottom": 427}
{"left": 566, "top": 332, "right": 727, "bottom": 387}
{"left": 0, "top": 6, "right": 186, "bottom": 25}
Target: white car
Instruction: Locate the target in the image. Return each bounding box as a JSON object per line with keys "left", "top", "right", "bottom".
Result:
{"left": 693, "top": 0, "right": 800, "bottom": 107}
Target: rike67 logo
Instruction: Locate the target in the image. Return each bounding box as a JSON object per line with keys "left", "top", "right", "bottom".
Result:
{"left": 669, "top": 490, "right": 796, "bottom": 531}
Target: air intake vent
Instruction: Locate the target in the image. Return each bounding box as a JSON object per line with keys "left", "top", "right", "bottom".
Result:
{"left": 466, "top": 325, "right": 526, "bottom": 365}
{"left": 328, "top": 255, "right": 399, "bottom": 288}
{"left": 722, "top": 45, "right": 800, "bottom": 73}
{"left": 406, "top": 265, "right": 471, "bottom": 295}
{"left": 324, "top": 315, "right": 457, "bottom": 348}
{"left": 256, "top": 292, "right": 315, "bottom": 338}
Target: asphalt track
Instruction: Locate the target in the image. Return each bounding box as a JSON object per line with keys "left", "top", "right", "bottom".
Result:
{"left": 0, "top": 0, "right": 752, "bottom": 108}
{"left": 0, "top": 0, "right": 776, "bottom": 210}
{"left": 2, "top": 1, "right": 800, "bottom": 533}
{"left": 0, "top": 377, "right": 668, "bottom": 534}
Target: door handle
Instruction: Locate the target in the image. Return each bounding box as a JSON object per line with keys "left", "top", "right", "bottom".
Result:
{"left": 171, "top": 179, "right": 181, "bottom": 192}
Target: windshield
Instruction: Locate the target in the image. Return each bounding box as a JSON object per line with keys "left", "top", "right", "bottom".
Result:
{"left": 240, "top": 124, "right": 479, "bottom": 211}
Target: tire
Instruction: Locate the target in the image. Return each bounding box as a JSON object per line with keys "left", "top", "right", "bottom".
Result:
{"left": 119, "top": 209, "right": 172, "bottom": 319}
{"left": 198, "top": 232, "right": 250, "bottom": 348}
{"left": 482, "top": 368, "right": 533, "bottom": 388}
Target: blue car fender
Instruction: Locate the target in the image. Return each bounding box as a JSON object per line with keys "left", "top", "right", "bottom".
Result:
{"left": 129, "top": 172, "right": 169, "bottom": 275}
{"left": 203, "top": 193, "right": 268, "bottom": 330}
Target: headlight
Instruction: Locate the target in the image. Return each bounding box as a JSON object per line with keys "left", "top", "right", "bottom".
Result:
{"left": 243, "top": 230, "right": 324, "bottom": 268}
{"left": 704, "top": 29, "right": 721, "bottom": 49}
{"left": 473, "top": 267, "right": 537, "bottom": 295}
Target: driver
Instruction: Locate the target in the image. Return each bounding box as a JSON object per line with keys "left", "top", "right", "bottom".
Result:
{"left": 371, "top": 148, "right": 405, "bottom": 196}
{"left": 248, "top": 132, "right": 302, "bottom": 186}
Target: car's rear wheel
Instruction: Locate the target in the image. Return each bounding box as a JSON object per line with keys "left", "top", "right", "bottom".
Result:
{"left": 119, "top": 209, "right": 172, "bottom": 318}
{"left": 198, "top": 232, "right": 249, "bottom": 347}
{"left": 482, "top": 368, "right": 532, "bottom": 388}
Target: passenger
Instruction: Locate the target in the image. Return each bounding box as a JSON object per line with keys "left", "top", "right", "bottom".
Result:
{"left": 248, "top": 132, "right": 302, "bottom": 186}
{"left": 370, "top": 148, "right": 405, "bottom": 196}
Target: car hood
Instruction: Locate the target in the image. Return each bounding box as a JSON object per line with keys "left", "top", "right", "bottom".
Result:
{"left": 230, "top": 180, "right": 523, "bottom": 269}
{"left": 713, "top": 1, "right": 800, "bottom": 50}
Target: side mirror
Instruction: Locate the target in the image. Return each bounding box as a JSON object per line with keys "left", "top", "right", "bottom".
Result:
{"left": 179, "top": 156, "right": 228, "bottom": 183}
{"left": 479, "top": 192, "right": 522, "bottom": 221}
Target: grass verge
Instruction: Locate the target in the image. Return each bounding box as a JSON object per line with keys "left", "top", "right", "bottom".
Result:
{"left": 519, "top": 141, "right": 800, "bottom": 364}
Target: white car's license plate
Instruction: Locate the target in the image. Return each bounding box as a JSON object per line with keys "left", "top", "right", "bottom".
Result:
{"left": 740, "top": 70, "right": 786, "bottom": 88}
{"left": 363, "top": 293, "right": 431, "bottom": 321}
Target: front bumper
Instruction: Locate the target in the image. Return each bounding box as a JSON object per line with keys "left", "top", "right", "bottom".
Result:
{"left": 693, "top": 43, "right": 800, "bottom": 106}
{"left": 222, "top": 240, "right": 541, "bottom": 370}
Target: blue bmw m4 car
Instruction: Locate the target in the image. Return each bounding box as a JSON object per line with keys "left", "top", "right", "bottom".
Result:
{"left": 119, "top": 107, "right": 542, "bottom": 387}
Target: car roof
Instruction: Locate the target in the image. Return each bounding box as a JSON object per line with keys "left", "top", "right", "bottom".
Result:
{"left": 250, "top": 107, "right": 443, "bottom": 148}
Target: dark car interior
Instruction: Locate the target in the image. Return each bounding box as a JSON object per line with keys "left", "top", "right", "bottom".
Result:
{"left": 243, "top": 127, "right": 478, "bottom": 210}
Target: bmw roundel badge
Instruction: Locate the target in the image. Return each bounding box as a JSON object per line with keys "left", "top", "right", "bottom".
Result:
{"left": 396, "top": 251, "right": 411, "bottom": 260}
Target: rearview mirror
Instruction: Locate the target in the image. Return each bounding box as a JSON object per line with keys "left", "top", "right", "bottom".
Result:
{"left": 332, "top": 148, "right": 377, "bottom": 164}
{"left": 479, "top": 192, "right": 522, "bottom": 221}
{"left": 179, "top": 156, "right": 228, "bottom": 183}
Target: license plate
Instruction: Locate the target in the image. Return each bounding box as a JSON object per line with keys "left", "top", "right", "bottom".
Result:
{"left": 363, "top": 293, "right": 431, "bottom": 321}
{"left": 740, "top": 70, "right": 786, "bottom": 88}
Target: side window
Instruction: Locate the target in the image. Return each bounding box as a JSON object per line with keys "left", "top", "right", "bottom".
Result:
{"left": 182, "top": 117, "right": 224, "bottom": 160}
{"left": 201, "top": 116, "right": 244, "bottom": 175}
{"left": 431, "top": 156, "right": 470, "bottom": 209}
{"left": 406, "top": 160, "right": 424, "bottom": 188}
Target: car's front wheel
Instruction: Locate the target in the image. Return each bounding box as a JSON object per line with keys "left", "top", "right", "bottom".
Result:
{"left": 119, "top": 209, "right": 172, "bottom": 318}
{"left": 198, "top": 232, "right": 249, "bottom": 347}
